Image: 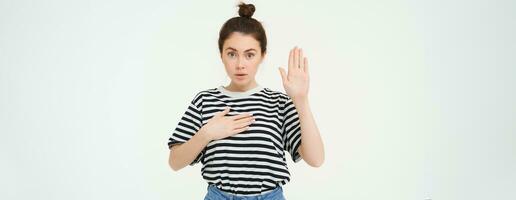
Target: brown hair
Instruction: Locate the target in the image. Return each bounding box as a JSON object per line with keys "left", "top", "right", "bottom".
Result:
{"left": 218, "top": 2, "right": 267, "bottom": 55}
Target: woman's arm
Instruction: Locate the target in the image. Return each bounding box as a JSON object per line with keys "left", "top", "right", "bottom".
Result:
{"left": 293, "top": 97, "right": 325, "bottom": 167}
{"left": 168, "top": 128, "right": 211, "bottom": 171}
{"left": 278, "top": 46, "right": 325, "bottom": 167}
{"left": 168, "top": 107, "right": 255, "bottom": 171}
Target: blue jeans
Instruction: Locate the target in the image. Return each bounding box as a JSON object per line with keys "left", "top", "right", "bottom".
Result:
{"left": 203, "top": 184, "right": 286, "bottom": 200}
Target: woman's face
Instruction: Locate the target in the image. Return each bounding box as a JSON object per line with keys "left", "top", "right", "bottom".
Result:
{"left": 220, "top": 32, "right": 265, "bottom": 88}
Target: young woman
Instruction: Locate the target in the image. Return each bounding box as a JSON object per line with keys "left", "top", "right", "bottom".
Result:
{"left": 167, "top": 2, "right": 324, "bottom": 199}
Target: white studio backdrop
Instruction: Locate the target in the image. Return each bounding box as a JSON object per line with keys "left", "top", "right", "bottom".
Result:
{"left": 1, "top": 0, "right": 515, "bottom": 199}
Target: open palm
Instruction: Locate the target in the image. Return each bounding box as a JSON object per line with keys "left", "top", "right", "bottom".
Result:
{"left": 278, "top": 47, "right": 310, "bottom": 100}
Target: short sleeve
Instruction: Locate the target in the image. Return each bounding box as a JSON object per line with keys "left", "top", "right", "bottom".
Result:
{"left": 167, "top": 92, "right": 204, "bottom": 166}
{"left": 281, "top": 95, "right": 302, "bottom": 163}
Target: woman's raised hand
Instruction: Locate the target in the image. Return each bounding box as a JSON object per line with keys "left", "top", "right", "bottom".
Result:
{"left": 278, "top": 46, "right": 310, "bottom": 101}
{"left": 201, "top": 107, "right": 256, "bottom": 141}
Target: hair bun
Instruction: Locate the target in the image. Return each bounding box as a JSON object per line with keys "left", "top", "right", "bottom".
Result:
{"left": 238, "top": 2, "right": 255, "bottom": 18}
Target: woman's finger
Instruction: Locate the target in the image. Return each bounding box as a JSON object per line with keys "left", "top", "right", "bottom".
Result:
{"left": 278, "top": 67, "right": 288, "bottom": 84}
{"left": 231, "top": 126, "right": 250, "bottom": 134}
{"left": 235, "top": 116, "right": 255, "bottom": 125}
{"left": 234, "top": 120, "right": 254, "bottom": 129}
{"left": 288, "top": 48, "right": 294, "bottom": 71}
{"left": 228, "top": 113, "right": 253, "bottom": 120}
{"left": 304, "top": 57, "right": 309, "bottom": 74}
{"left": 299, "top": 48, "right": 304, "bottom": 72}
{"left": 293, "top": 47, "right": 299, "bottom": 70}
{"left": 214, "top": 107, "right": 230, "bottom": 117}
{"left": 234, "top": 114, "right": 255, "bottom": 122}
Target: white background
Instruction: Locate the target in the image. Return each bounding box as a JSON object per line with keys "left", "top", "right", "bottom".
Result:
{"left": 1, "top": 0, "right": 515, "bottom": 199}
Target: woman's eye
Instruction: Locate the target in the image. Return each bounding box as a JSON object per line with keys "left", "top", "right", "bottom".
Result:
{"left": 227, "top": 52, "right": 236, "bottom": 57}
{"left": 246, "top": 53, "right": 255, "bottom": 59}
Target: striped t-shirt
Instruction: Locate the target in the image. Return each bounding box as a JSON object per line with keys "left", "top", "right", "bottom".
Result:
{"left": 167, "top": 84, "right": 302, "bottom": 196}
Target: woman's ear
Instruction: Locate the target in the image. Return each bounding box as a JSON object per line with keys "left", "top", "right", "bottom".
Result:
{"left": 260, "top": 52, "right": 266, "bottom": 63}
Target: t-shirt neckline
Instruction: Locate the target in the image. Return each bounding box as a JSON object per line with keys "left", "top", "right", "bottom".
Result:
{"left": 217, "top": 84, "right": 264, "bottom": 98}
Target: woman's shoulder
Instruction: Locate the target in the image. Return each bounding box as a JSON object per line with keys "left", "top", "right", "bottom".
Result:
{"left": 262, "top": 87, "right": 289, "bottom": 99}
{"left": 193, "top": 87, "right": 219, "bottom": 97}
{"left": 261, "top": 87, "right": 295, "bottom": 108}
{"left": 188, "top": 87, "right": 219, "bottom": 106}
{"left": 261, "top": 87, "right": 295, "bottom": 113}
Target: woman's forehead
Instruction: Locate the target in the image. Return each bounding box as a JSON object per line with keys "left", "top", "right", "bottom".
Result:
{"left": 223, "top": 32, "right": 260, "bottom": 51}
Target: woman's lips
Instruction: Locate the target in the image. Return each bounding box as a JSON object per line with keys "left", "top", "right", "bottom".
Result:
{"left": 235, "top": 74, "right": 247, "bottom": 80}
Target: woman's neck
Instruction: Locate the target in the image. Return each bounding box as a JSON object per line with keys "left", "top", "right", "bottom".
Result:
{"left": 224, "top": 81, "right": 258, "bottom": 92}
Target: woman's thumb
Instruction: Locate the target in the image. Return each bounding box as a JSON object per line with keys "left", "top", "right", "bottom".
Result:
{"left": 216, "top": 106, "right": 230, "bottom": 117}
{"left": 278, "top": 67, "right": 287, "bottom": 84}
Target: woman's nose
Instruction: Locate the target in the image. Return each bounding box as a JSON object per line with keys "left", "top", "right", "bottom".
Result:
{"left": 236, "top": 58, "right": 245, "bottom": 69}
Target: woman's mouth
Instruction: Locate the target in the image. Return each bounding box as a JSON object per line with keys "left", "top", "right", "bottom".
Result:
{"left": 235, "top": 74, "right": 247, "bottom": 80}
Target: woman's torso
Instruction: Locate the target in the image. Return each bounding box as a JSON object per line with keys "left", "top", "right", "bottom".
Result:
{"left": 196, "top": 85, "right": 295, "bottom": 196}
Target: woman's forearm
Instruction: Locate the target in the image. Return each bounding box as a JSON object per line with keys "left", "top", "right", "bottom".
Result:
{"left": 168, "top": 128, "right": 211, "bottom": 171}
{"left": 293, "top": 97, "right": 325, "bottom": 167}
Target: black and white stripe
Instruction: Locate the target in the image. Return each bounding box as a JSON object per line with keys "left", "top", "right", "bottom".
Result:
{"left": 168, "top": 85, "right": 302, "bottom": 196}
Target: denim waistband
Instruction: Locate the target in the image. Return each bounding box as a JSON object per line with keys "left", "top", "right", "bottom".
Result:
{"left": 205, "top": 184, "right": 284, "bottom": 200}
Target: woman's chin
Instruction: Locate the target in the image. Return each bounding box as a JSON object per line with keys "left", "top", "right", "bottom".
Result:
{"left": 234, "top": 75, "right": 248, "bottom": 81}
{"left": 232, "top": 77, "right": 248, "bottom": 83}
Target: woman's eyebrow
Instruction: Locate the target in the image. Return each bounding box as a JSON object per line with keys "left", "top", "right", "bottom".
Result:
{"left": 224, "top": 47, "right": 257, "bottom": 52}
{"left": 225, "top": 47, "right": 237, "bottom": 51}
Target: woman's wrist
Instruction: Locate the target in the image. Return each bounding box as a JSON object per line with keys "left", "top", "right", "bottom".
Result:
{"left": 197, "top": 126, "right": 213, "bottom": 143}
